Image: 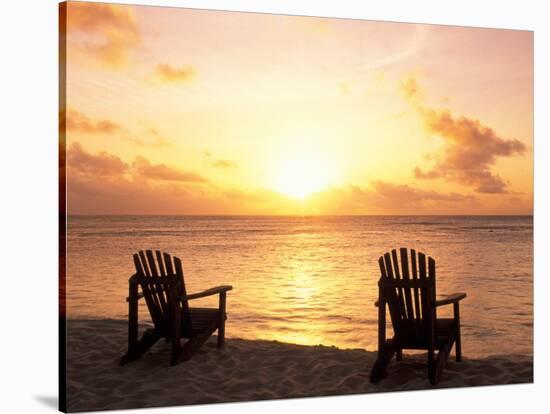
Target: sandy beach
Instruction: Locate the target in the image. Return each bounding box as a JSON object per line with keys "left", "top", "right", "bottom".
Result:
{"left": 65, "top": 319, "right": 533, "bottom": 412}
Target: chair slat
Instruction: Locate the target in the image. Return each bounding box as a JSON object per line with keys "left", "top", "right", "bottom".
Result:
{"left": 378, "top": 257, "right": 387, "bottom": 278}
{"left": 134, "top": 253, "right": 162, "bottom": 329}
{"left": 410, "top": 249, "right": 422, "bottom": 337}
{"left": 418, "top": 252, "right": 430, "bottom": 332}
{"left": 146, "top": 250, "right": 169, "bottom": 318}
{"left": 139, "top": 250, "right": 163, "bottom": 323}
{"left": 391, "top": 249, "right": 407, "bottom": 320}
{"left": 378, "top": 256, "right": 399, "bottom": 341}
{"left": 163, "top": 252, "right": 174, "bottom": 276}
{"left": 174, "top": 256, "right": 193, "bottom": 334}
{"left": 399, "top": 248, "right": 415, "bottom": 322}
{"left": 156, "top": 250, "right": 166, "bottom": 276}
{"left": 428, "top": 256, "right": 437, "bottom": 318}
{"left": 156, "top": 250, "right": 172, "bottom": 315}
{"left": 138, "top": 251, "right": 151, "bottom": 276}
{"left": 383, "top": 253, "right": 403, "bottom": 330}
{"left": 156, "top": 250, "right": 171, "bottom": 303}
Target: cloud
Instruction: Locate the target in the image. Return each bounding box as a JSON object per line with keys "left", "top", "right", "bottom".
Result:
{"left": 414, "top": 107, "right": 526, "bottom": 193}
{"left": 304, "top": 180, "right": 478, "bottom": 215}
{"left": 400, "top": 75, "right": 422, "bottom": 101}
{"left": 68, "top": 142, "right": 128, "bottom": 176}
{"left": 63, "top": 109, "right": 121, "bottom": 134}
{"left": 345, "top": 181, "right": 475, "bottom": 212}
{"left": 132, "top": 156, "right": 207, "bottom": 182}
{"left": 68, "top": 142, "right": 205, "bottom": 184}
{"left": 402, "top": 75, "right": 526, "bottom": 193}
{"left": 124, "top": 128, "right": 172, "bottom": 148}
{"left": 369, "top": 180, "right": 474, "bottom": 203}
{"left": 211, "top": 160, "right": 238, "bottom": 169}
{"left": 63, "top": 109, "right": 173, "bottom": 148}
{"left": 155, "top": 64, "right": 196, "bottom": 82}
{"left": 66, "top": 2, "right": 140, "bottom": 67}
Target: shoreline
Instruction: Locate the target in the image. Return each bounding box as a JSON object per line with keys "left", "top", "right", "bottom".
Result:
{"left": 65, "top": 319, "right": 533, "bottom": 412}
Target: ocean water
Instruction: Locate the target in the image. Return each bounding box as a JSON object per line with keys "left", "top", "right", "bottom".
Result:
{"left": 66, "top": 215, "right": 533, "bottom": 357}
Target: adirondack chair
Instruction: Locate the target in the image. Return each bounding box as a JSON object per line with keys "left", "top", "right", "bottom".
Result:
{"left": 119, "top": 250, "right": 233, "bottom": 366}
{"left": 370, "top": 248, "right": 466, "bottom": 385}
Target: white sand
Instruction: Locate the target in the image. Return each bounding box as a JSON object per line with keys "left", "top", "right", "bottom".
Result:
{"left": 65, "top": 319, "right": 533, "bottom": 412}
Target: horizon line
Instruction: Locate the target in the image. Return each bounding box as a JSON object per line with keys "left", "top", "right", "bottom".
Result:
{"left": 65, "top": 213, "right": 534, "bottom": 217}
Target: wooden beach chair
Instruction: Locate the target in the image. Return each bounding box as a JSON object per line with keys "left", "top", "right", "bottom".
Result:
{"left": 370, "top": 248, "right": 466, "bottom": 385}
{"left": 120, "top": 250, "right": 233, "bottom": 366}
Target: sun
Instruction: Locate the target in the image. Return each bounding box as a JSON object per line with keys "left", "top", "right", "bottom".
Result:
{"left": 275, "top": 158, "right": 334, "bottom": 199}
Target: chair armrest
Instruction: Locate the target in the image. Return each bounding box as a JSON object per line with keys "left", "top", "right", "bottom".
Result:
{"left": 180, "top": 285, "right": 233, "bottom": 301}
{"left": 435, "top": 292, "right": 466, "bottom": 307}
{"left": 126, "top": 292, "right": 145, "bottom": 302}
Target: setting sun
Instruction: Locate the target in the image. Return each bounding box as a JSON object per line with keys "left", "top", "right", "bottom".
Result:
{"left": 274, "top": 158, "right": 335, "bottom": 199}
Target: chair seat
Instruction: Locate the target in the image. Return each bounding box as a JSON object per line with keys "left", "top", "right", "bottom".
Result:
{"left": 187, "top": 307, "right": 222, "bottom": 334}
{"left": 397, "top": 318, "right": 458, "bottom": 349}
{"left": 435, "top": 318, "right": 457, "bottom": 336}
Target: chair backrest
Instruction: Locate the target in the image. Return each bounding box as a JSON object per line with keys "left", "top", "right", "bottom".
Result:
{"left": 378, "top": 248, "right": 436, "bottom": 346}
{"left": 133, "top": 250, "right": 193, "bottom": 335}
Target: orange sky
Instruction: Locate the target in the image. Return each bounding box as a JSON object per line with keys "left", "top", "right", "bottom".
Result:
{"left": 61, "top": 1, "right": 533, "bottom": 215}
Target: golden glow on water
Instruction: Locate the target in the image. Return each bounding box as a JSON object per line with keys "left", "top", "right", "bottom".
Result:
{"left": 67, "top": 215, "right": 533, "bottom": 357}
{"left": 288, "top": 256, "right": 319, "bottom": 302}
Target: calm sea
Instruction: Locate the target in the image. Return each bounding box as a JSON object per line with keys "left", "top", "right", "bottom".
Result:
{"left": 66, "top": 215, "right": 533, "bottom": 357}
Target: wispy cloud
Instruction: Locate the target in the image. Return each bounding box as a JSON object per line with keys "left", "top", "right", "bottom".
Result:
{"left": 360, "top": 25, "right": 427, "bottom": 72}
{"left": 155, "top": 64, "right": 196, "bottom": 83}
{"left": 211, "top": 159, "right": 238, "bottom": 169}
{"left": 124, "top": 128, "right": 172, "bottom": 148}
{"left": 400, "top": 75, "right": 423, "bottom": 101}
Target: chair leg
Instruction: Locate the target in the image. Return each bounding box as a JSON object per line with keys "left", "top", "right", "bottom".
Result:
{"left": 370, "top": 340, "right": 397, "bottom": 383}
{"left": 455, "top": 329, "right": 462, "bottom": 362}
{"left": 120, "top": 329, "right": 161, "bottom": 365}
{"left": 396, "top": 348, "right": 403, "bottom": 361}
{"left": 217, "top": 322, "right": 225, "bottom": 348}
{"left": 430, "top": 339, "right": 453, "bottom": 385}
{"left": 169, "top": 296, "right": 182, "bottom": 365}
{"left": 454, "top": 303, "right": 462, "bottom": 362}
{"left": 178, "top": 328, "right": 216, "bottom": 363}
{"left": 427, "top": 348, "right": 435, "bottom": 384}
{"left": 217, "top": 292, "right": 227, "bottom": 349}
